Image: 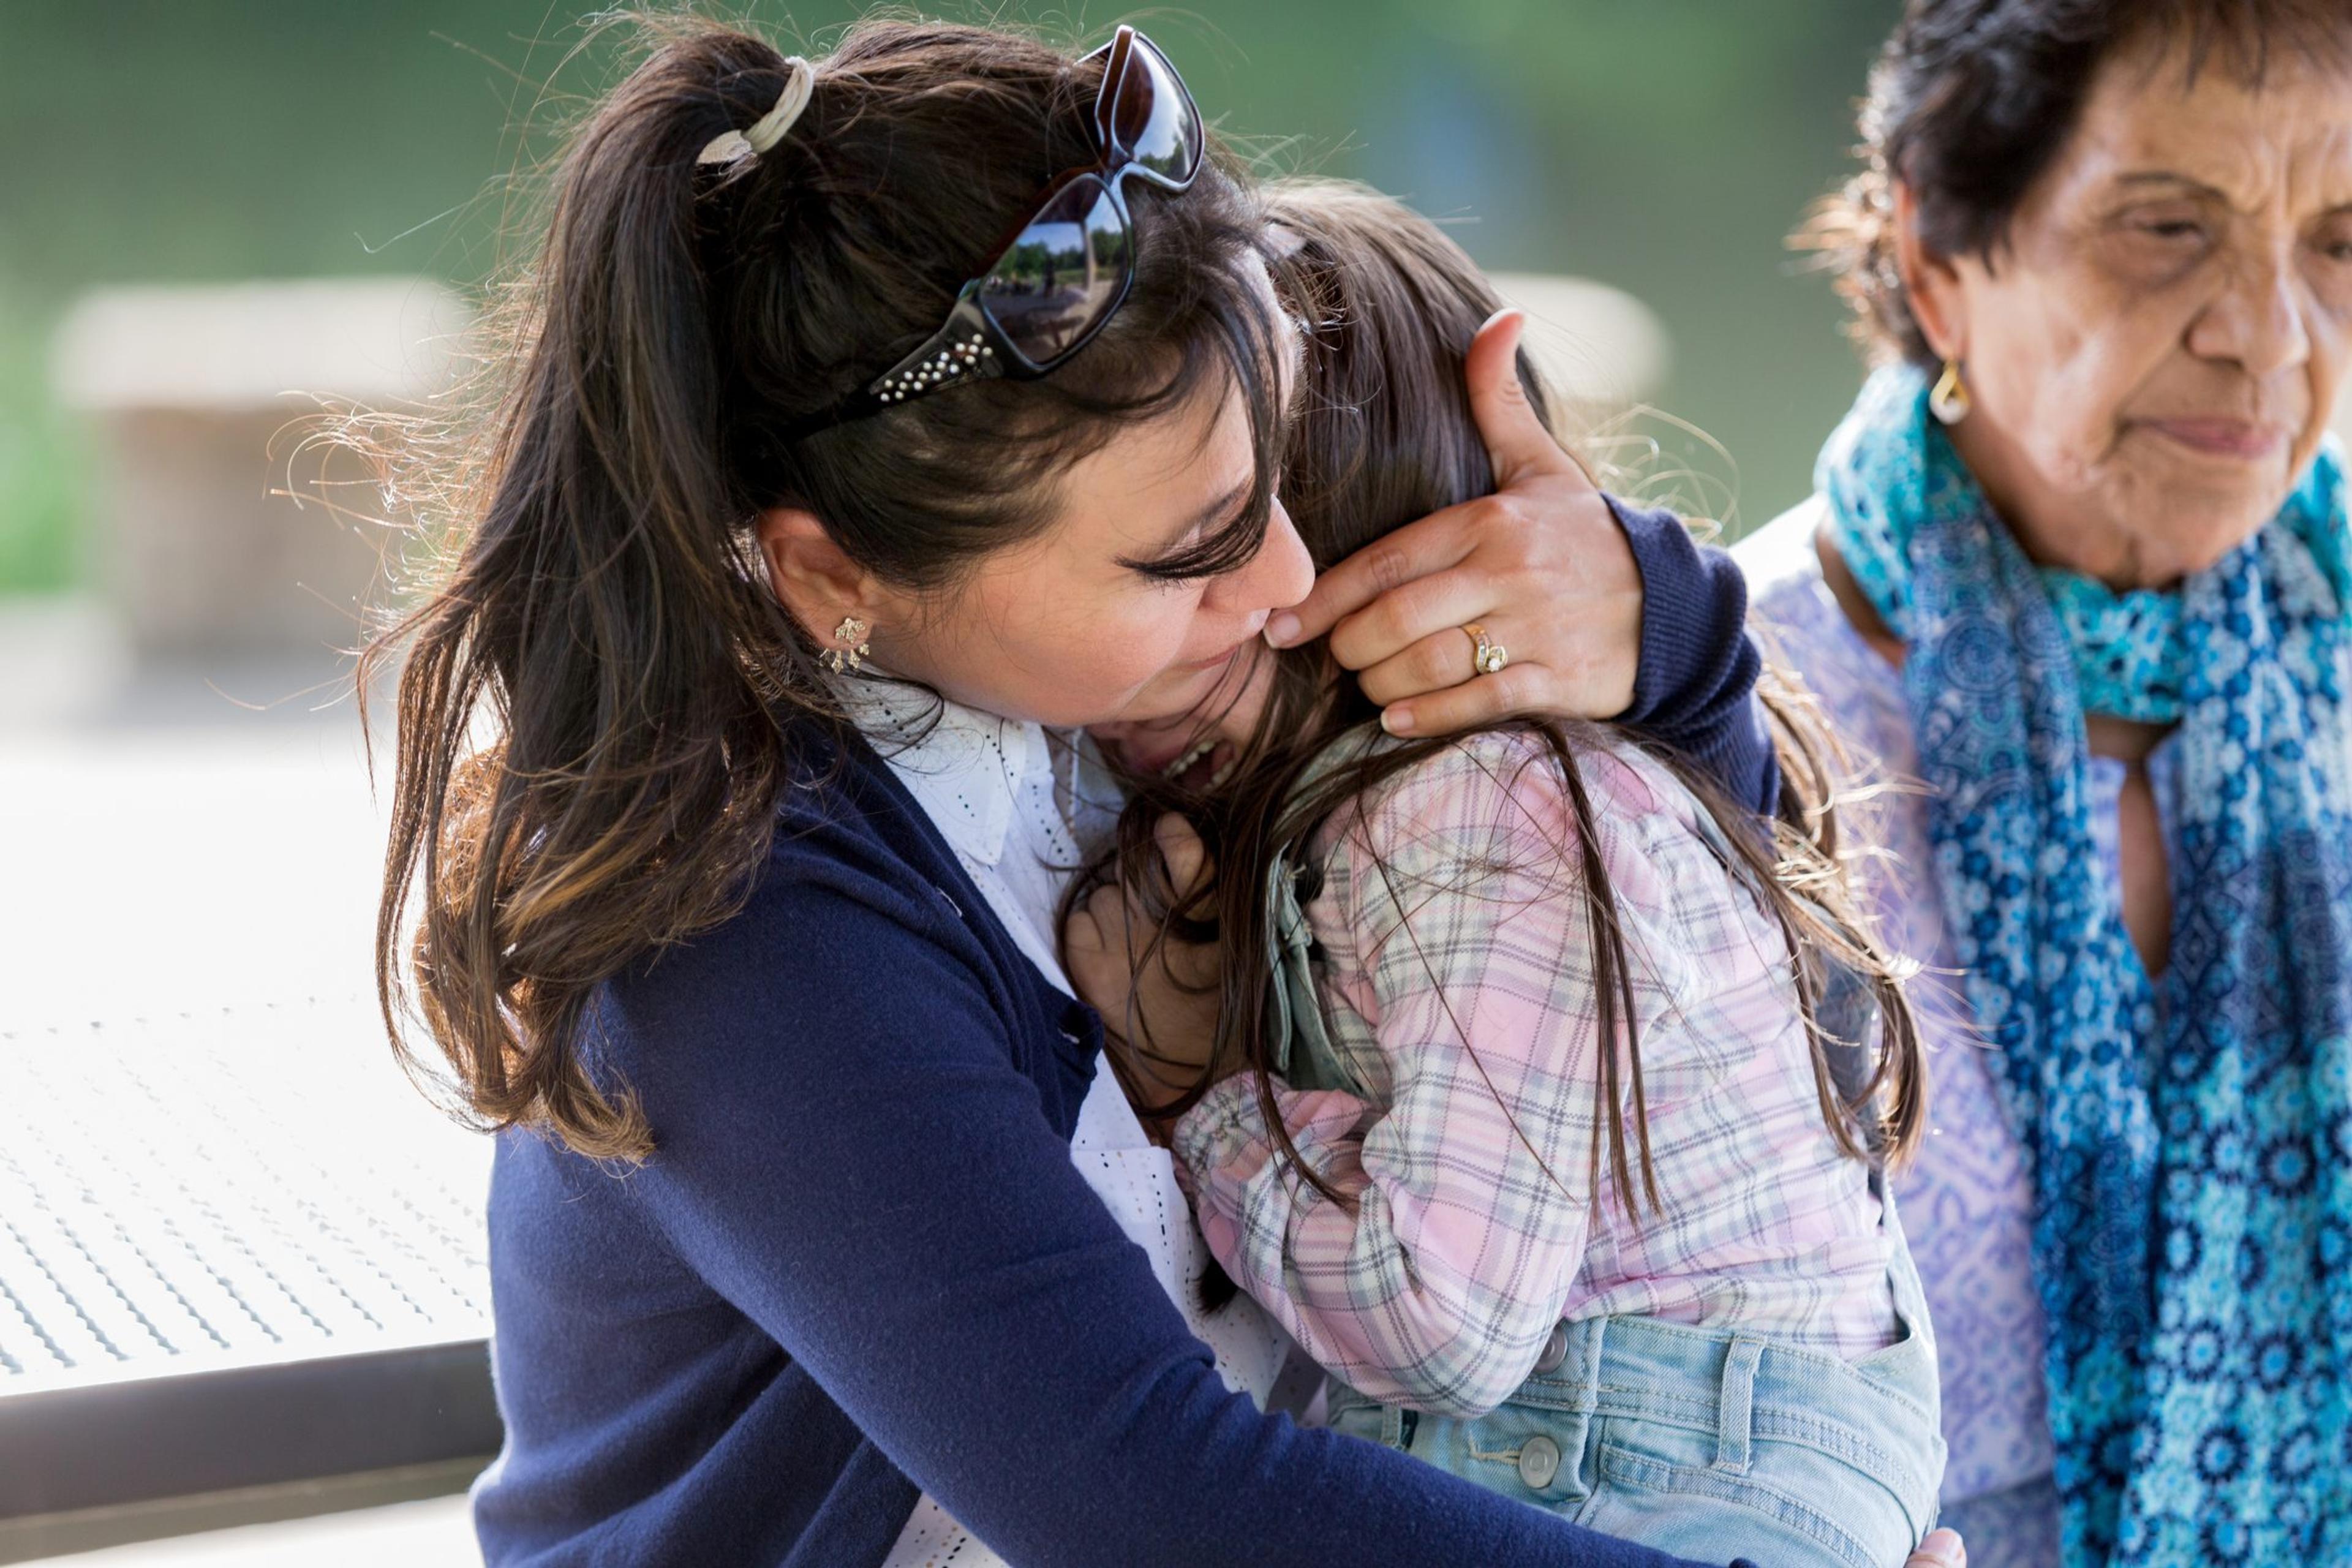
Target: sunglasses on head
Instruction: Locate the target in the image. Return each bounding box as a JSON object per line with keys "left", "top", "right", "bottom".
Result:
{"left": 789, "top": 26, "right": 1204, "bottom": 437}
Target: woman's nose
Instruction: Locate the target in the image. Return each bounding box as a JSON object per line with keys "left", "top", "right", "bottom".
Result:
{"left": 2188, "top": 251, "right": 2313, "bottom": 381}
{"left": 1215, "top": 496, "right": 1316, "bottom": 616}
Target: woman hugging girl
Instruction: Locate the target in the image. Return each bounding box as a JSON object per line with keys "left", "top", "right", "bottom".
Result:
{"left": 1071, "top": 180, "right": 1948, "bottom": 1568}
{"left": 377, "top": 9, "right": 1966, "bottom": 1561}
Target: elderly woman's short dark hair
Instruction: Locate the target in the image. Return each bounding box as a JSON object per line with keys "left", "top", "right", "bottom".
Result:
{"left": 1805, "top": 0, "right": 2352, "bottom": 365}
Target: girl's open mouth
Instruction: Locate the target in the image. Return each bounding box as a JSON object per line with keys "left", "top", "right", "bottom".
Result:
{"left": 1093, "top": 722, "right": 1240, "bottom": 791}
{"left": 1158, "top": 735, "right": 1239, "bottom": 792}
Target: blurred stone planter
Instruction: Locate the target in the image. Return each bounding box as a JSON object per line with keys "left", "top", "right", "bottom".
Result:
{"left": 51, "top": 279, "right": 471, "bottom": 657}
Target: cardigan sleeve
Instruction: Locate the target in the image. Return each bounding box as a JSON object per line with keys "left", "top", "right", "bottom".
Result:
{"left": 1607, "top": 494, "right": 1778, "bottom": 814}
{"left": 596, "top": 857, "right": 1721, "bottom": 1568}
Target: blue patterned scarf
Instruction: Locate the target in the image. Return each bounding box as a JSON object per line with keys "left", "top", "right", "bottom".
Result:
{"left": 1819, "top": 365, "right": 2352, "bottom": 1566}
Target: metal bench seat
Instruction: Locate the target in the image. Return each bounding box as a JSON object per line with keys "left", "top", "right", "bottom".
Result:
{"left": 0, "top": 997, "right": 499, "bottom": 1528}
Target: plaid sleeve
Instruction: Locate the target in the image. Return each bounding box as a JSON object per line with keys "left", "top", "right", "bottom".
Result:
{"left": 1172, "top": 734, "right": 1690, "bottom": 1419}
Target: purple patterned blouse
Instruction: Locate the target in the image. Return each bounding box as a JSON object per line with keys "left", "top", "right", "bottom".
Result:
{"left": 1738, "top": 500, "right": 2184, "bottom": 1513}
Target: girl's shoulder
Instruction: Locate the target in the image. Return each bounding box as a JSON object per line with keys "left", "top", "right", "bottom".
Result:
{"left": 1303, "top": 726, "right": 1756, "bottom": 992}
{"left": 1311, "top": 724, "right": 1721, "bottom": 898}
{"left": 1338, "top": 723, "right": 1692, "bottom": 834}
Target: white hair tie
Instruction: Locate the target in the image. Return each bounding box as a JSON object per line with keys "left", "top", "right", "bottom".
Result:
{"left": 698, "top": 56, "right": 816, "bottom": 165}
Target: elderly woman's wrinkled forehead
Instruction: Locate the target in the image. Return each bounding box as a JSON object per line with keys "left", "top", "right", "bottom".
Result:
{"left": 2027, "top": 29, "right": 2352, "bottom": 232}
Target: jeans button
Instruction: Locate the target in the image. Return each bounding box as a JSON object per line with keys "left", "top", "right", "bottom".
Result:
{"left": 1532, "top": 1322, "right": 1570, "bottom": 1375}
{"left": 1517, "top": 1434, "right": 1562, "bottom": 1490}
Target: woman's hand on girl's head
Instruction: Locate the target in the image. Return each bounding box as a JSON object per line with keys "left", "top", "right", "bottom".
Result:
{"left": 1262, "top": 309, "right": 1644, "bottom": 737}
{"left": 1063, "top": 815, "right": 1232, "bottom": 1117}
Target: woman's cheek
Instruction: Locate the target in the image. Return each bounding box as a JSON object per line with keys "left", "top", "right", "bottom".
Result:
{"left": 2018, "top": 335, "right": 2141, "bottom": 492}
{"left": 1073, "top": 593, "right": 1205, "bottom": 701}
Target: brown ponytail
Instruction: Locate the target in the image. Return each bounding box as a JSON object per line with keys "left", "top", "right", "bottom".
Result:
{"left": 366, "top": 15, "right": 1286, "bottom": 1159}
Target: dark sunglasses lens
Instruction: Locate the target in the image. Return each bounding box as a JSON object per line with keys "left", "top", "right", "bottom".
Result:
{"left": 1104, "top": 36, "right": 1202, "bottom": 186}
{"left": 978, "top": 176, "right": 1133, "bottom": 366}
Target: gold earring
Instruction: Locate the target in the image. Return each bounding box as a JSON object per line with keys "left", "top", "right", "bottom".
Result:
{"left": 1929, "top": 358, "right": 1971, "bottom": 426}
{"left": 823, "top": 615, "right": 870, "bottom": 674}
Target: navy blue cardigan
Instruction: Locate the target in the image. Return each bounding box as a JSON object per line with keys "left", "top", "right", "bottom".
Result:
{"left": 475, "top": 506, "right": 1772, "bottom": 1567}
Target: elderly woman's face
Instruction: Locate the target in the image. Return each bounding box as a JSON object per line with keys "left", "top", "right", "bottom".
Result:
{"left": 1911, "top": 42, "right": 2352, "bottom": 586}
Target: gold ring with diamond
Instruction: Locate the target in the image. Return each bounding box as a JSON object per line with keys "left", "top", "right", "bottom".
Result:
{"left": 1461, "top": 622, "right": 1507, "bottom": 676}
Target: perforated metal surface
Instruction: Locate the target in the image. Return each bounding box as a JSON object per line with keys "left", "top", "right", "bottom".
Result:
{"left": 0, "top": 996, "right": 491, "bottom": 1395}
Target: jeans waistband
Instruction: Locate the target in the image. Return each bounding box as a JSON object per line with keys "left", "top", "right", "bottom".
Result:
{"left": 1495, "top": 1181, "right": 1941, "bottom": 1507}
{"left": 1543, "top": 1310, "right": 1937, "bottom": 1477}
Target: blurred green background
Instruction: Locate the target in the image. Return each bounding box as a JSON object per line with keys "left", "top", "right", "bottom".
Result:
{"left": 0, "top": 0, "right": 1899, "bottom": 594}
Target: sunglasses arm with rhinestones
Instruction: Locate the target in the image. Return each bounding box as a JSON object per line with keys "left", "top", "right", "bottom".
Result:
{"left": 865, "top": 293, "right": 1005, "bottom": 407}
{"left": 783, "top": 293, "right": 1006, "bottom": 440}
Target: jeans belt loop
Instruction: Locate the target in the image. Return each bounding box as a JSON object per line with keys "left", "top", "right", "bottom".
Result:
{"left": 1714, "top": 1338, "right": 1765, "bottom": 1474}
{"left": 1578, "top": 1314, "right": 1607, "bottom": 1418}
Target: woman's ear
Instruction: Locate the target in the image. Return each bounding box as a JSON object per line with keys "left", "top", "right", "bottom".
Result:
{"left": 1890, "top": 182, "right": 1969, "bottom": 363}
{"left": 756, "top": 507, "right": 883, "bottom": 641}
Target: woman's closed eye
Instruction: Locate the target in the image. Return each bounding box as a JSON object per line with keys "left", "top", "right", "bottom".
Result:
{"left": 1119, "top": 484, "right": 1259, "bottom": 582}
{"left": 1126, "top": 532, "right": 1218, "bottom": 584}
{"left": 2119, "top": 202, "right": 2214, "bottom": 249}
{"left": 2100, "top": 202, "right": 2220, "bottom": 284}
{"left": 2310, "top": 213, "right": 2352, "bottom": 267}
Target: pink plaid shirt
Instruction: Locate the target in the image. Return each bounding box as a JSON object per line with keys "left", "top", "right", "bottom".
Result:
{"left": 1171, "top": 731, "right": 1901, "bottom": 1420}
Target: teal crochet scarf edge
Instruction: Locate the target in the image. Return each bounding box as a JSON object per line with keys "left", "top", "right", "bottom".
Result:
{"left": 1813, "top": 364, "right": 2350, "bottom": 723}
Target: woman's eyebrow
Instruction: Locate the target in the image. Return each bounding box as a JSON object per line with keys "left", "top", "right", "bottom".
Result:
{"left": 2109, "top": 170, "right": 2233, "bottom": 204}
{"left": 2111, "top": 170, "right": 2352, "bottom": 225}
{"left": 2117, "top": 169, "right": 2220, "bottom": 194}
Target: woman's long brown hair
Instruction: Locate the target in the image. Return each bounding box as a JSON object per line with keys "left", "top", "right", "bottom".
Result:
{"left": 1070, "top": 179, "right": 1924, "bottom": 1222}
{"left": 364, "top": 15, "right": 1289, "bottom": 1161}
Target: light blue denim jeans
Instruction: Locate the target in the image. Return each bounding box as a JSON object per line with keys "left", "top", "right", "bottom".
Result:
{"left": 1325, "top": 1191, "right": 1945, "bottom": 1568}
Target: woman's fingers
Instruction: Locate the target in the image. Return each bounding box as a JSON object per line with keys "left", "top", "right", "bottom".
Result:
{"left": 1263, "top": 505, "right": 1475, "bottom": 651}
{"left": 1381, "top": 660, "right": 1544, "bottom": 737}
{"left": 1354, "top": 622, "right": 1491, "bottom": 707}
{"left": 1320, "top": 538, "right": 1492, "bottom": 675}
{"left": 1901, "top": 1528, "right": 1965, "bottom": 1567}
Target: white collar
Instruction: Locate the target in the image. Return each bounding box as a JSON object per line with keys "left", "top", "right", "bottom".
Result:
{"left": 835, "top": 677, "right": 1050, "bottom": 870}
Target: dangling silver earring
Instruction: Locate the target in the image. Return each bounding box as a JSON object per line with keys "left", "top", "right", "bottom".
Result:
{"left": 1929, "top": 358, "right": 1971, "bottom": 425}
{"left": 823, "top": 615, "right": 870, "bottom": 674}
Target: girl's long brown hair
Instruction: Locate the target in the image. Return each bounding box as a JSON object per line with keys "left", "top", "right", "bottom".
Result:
{"left": 366, "top": 15, "right": 1289, "bottom": 1160}
{"left": 1072, "top": 179, "right": 1923, "bottom": 1219}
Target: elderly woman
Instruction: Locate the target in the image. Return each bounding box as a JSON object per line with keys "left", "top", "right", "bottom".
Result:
{"left": 1739, "top": 2, "right": 2352, "bottom": 1565}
